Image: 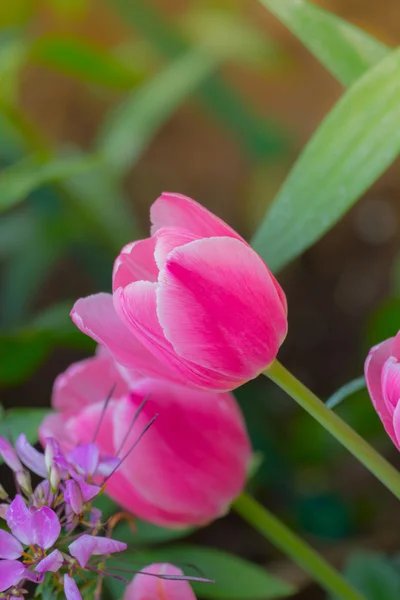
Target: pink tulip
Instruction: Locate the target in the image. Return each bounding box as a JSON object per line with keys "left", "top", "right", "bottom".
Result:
{"left": 365, "top": 331, "right": 400, "bottom": 448}
{"left": 123, "top": 563, "right": 197, "bottom": 600}
{"left": 71, "top": 192, "right": 287, "bottom": 391}
{"left": 39, "top": 349, "right": 251, "bottom": 527}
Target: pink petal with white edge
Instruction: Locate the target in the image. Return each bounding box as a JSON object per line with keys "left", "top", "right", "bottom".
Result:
{"left": 365, "top": 337, "right": 397, "bottom": 447}
{"left": 0, "top": 530, "right": 22, "bottom": 559}
{"left": 71, "top": 293, "right": 183, "bottom": 384}
{"left": 154, "top": 227, "right": 200, "bottom": 271}
{"left": 113, "top": 381, "right": 250, "bottom": 525}
{"left": 158, "top": 236, "right": 288, "bottom": 379}
{"left": 64, "top": 574, "right": 82, "bottom": 600}
{"left": 35, "top": 549, "right": 63, "bottom": 573}
{"left": 150, "top": 192, "right": 245, "bottom": 243}
{"left": 115, "top": 282, "right": 244, "bottom": 390}
{"left": 0, "top": 560, "right": 25, "bottom": 592}
{"left": 52, "top": 353, "right": 128, "bottom": 415}
{"left": 381, "top": 356, "right": 400, "bottom": 416}
{"left": 112, "top": 237, "right": 158, "bottom": 291}
{"left": 123, "top": 563, "right": 197, "bottom": 600}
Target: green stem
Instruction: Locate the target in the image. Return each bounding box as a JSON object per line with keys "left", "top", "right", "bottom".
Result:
{"left": 233, "top": 492, "right": 364, "bottom": 600}
{"left": 265, "top": 360, "right": 400, "bottom": 499}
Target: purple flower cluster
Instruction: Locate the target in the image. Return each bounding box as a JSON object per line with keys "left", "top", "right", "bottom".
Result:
{"left": 0, "top": 434, "right": 127, "bottom": 599}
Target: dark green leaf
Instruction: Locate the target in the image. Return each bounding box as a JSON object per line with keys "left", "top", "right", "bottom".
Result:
{"left": 0, "top": 154, "right": 100, "bottom": 214}
{"left": 260, "top": 0, "right": 389, "bottom": 87}
{"left": 335, "top": 551, "right": 400, "bottom": 600}
{"left": 252, "top": 48, "right": 400, "bottom": 272}
{"left": 31, "top": 36, "right": 145, "bottom": 90}
{"left": 0, "top": 303, "right": 94, "bottom": 385}
{"left": 107, "top": 545, "right": 294, "bottom": 599}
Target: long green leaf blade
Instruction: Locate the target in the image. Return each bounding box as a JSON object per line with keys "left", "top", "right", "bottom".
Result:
{"left": 260, "top": 0, "right": 389, "bottom": 87}
{"left": 107, "top": 546, "right": 294, "bottom": 599}
{"left": 0, "top": 154, "right": 99, "bottom": 213}
{"left": 109, "top": 0, "right": 286, "bottom": 159}
{"left": 97, "top": 50, "right": 219, "bottom": 176}
{"left": 252, "top": 48, "right": 400, "bottom": 272}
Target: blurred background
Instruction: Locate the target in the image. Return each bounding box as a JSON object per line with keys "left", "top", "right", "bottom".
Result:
{"left": 1, "top": 0, "right": 400, "bottom": 597}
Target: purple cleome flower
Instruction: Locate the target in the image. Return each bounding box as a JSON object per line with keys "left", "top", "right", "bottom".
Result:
{"left": 0, "top": 434, "right": 127, "bottom": 600}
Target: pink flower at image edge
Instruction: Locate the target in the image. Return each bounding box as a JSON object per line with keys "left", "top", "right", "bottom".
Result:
{"left": 365, "top": 331, "right": 400, "bottom": 447}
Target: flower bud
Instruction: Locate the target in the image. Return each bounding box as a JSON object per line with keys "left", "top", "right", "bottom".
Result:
{"left": 123, "top": 564, "right": 197, "bottom": 600}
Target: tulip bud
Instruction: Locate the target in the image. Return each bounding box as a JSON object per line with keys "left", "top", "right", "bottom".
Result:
{"left": 72, "top": 192, "right": 288, "bottom": 392}
{"left": 123, "top": 564, "right": 197, "bottom": 600}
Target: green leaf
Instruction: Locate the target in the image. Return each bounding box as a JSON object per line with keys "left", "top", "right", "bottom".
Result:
{"left": 366, "top": 298, "right": 400, "bottom": 350}
{"left": 0, "top": 154, "right": 100, "bottom": 214}
{"left": 30, "top": 36, "right": 145, "bottom": 90}
{"left": 252, "top": 48, "right": 400, "bottom": 272}
{"left": 326, "top": 377, "right": 366, "bottom": 409}
{"left": 107, "top": 545, "right": 294, "bottom": 599}
{"left": 62, "top": 165, "right": 139, "bottom": 250}
{"left": 0, "top": 303, "right": 94, "bottom": 385}
{"left": 335, "top": 551, "right": 400, "bottom": 600}
{"left": 260, "top": 0, "right": 389, "bottom": 87}
{"left": 97, "top": 50, "right": 219, "bottom": 176}
{"left": 181, "top": 8, "right": 284, "bottom": 70}
{"left": 0, "top": 407, "right": 49, "bottom": 446}
{"left": 109, "top": 0, "right": 287, "bottom": 160}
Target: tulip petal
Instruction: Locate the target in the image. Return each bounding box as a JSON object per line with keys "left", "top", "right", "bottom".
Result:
{"left": 115, "top": 281, "right": 243, "bottom": 390}
{"left": 154, "top": 227, "right": 199, "bottom": 271}
{"left": 113, "top": 237, "right": 158, "bottom": 291}
{"left": 158, "top": 236, "right": 288, "bottom": 378}
{"left": 150, "top": 192, "right": 244, "bottom": 242}
{"left": 35, "top": 549, "right": 63, "bottom": 573}
{"left": 39, "top": 413, "right": 74, "bottom": 451}
{"left": 123, "top": 563, "right": 197, "bottom": 600}
{"left": 113, "top": 381, "right": 250, "bottom": 526}
{"left": 52, "top": 354, "right": 129, "bottom": 415}
{"left": 381, "top": 357, "right": 400, "bottom": 416}
{"left": 0, "top": 560, "right": 25, "bottom": 592}
{"left": 365, "top": 337, "right": 397, "bottom": 447}
{"left": 71, "top": 293, "right": 183, "bottom": 384}
{"left": 64, "top": 574, "right": 82, "bottom": 600}
{"left": 0, "top": 530, "right": 22, "bottom": 559}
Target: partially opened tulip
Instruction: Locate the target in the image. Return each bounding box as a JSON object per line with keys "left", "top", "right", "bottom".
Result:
{"left": 39, "top": 349, "right": 251, "bottom": 527}
{"left": 71, "top": 192, "right": 287, "bottom": 391}
{"left": 365, "top": 331, "right": 400, "bottom": 448}
{"left": 123, "top": 563, "right": 197, "bottom": 600}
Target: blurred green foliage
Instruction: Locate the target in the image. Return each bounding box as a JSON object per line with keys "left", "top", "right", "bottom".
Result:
{"left": 1, "top": 0, "right": 400, "bottom": 594}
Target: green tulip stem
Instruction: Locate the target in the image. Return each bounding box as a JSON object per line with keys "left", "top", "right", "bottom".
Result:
{"left": 233, "top": 492, "right": 365, "bottom": 600}
{"left": 265, "top": 360, "right": 400, "bottom": 499}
